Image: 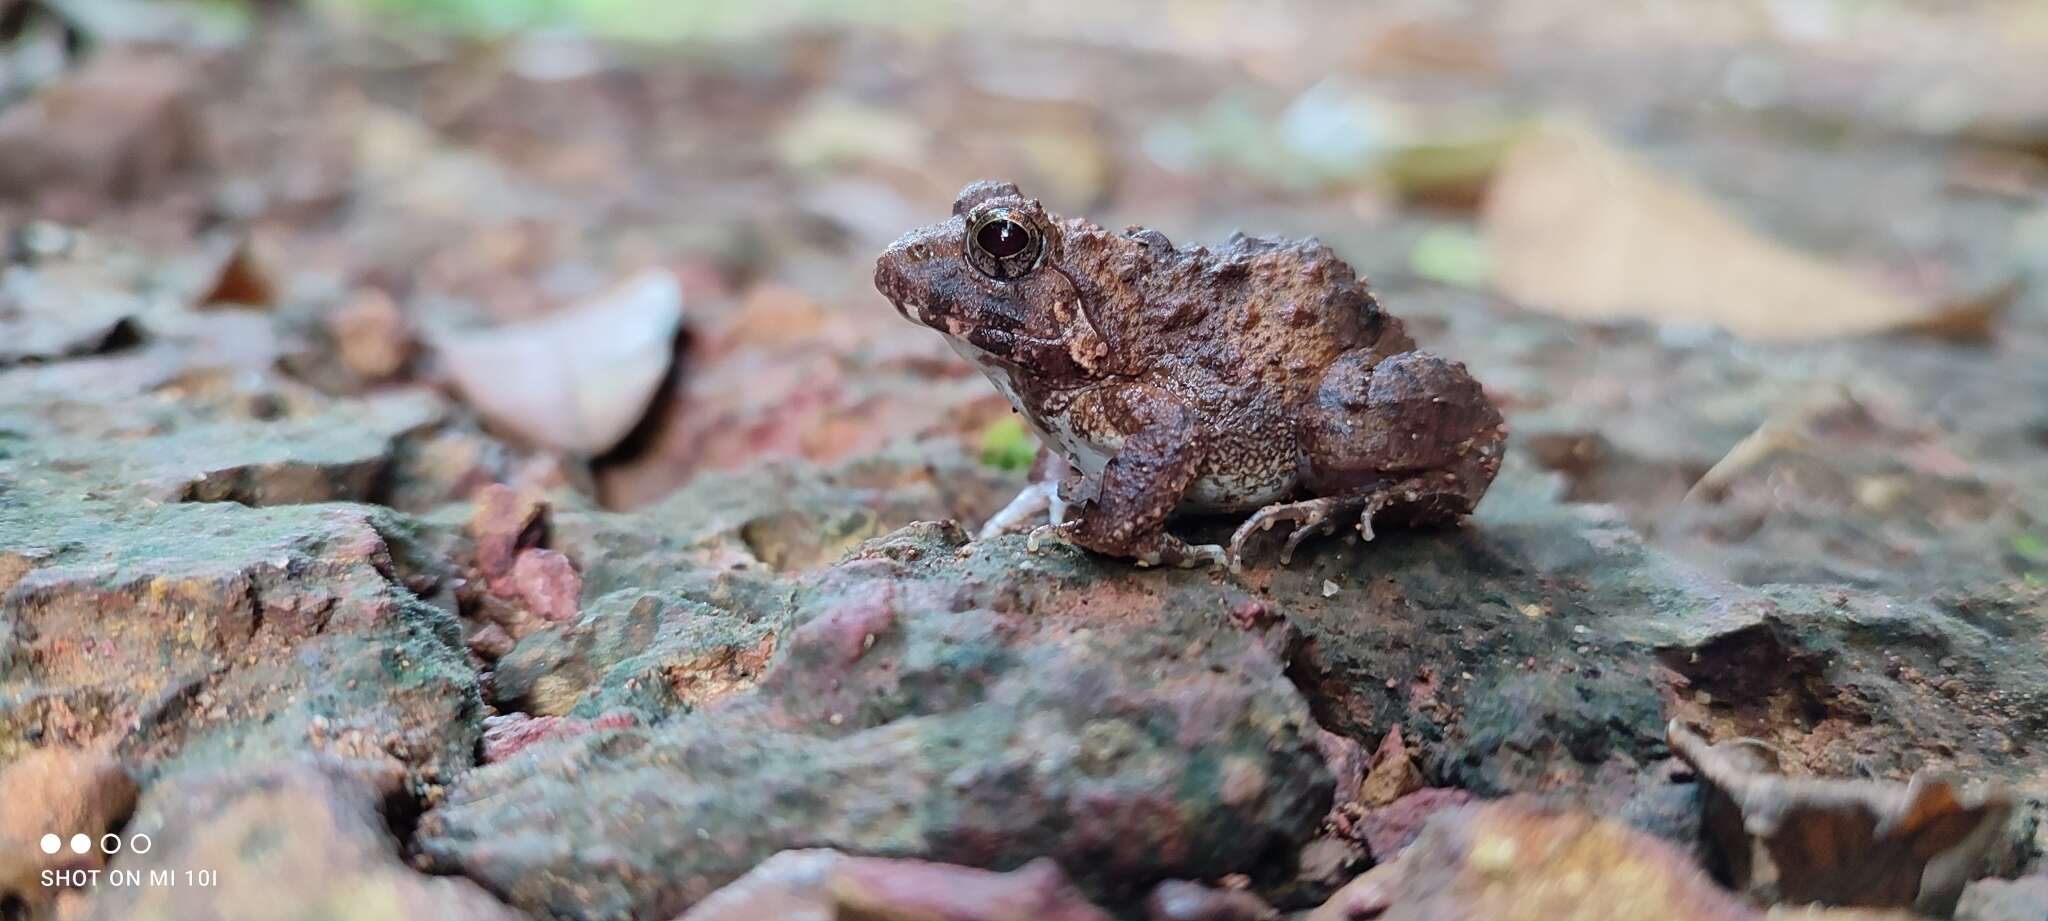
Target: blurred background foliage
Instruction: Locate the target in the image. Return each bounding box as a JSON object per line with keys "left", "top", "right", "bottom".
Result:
{"left": 313, "top": 0, "right": 957, "bottom": 41}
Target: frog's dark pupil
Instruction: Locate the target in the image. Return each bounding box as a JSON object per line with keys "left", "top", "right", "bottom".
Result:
{"left": 977, "top": 220, "right": 1029, "bottom": 259}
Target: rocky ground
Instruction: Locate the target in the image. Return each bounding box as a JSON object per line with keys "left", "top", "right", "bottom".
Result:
{"left": 2, "top": 2, "right": 2047, "bottom": 920}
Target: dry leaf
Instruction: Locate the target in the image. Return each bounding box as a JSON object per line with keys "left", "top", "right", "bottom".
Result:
{"left": 1483, "top": 119, "right": 1938, "bottom": 341}
{"left": 194, "top": 238, "right": 276, "bottom": 310}
{"left": 1898, "top": 277, "right": 2024, "bottom": 344}
{"left": 1305, "top": 801, "right": 1759, "bottom": 921}
{"left": 327, "top": 287, "right": 415, "bottom": 380}
{"left": 1669, "top": 721, "right": 2015, "bottom": 917}
{"left": 1360, "top": 727, "right": 1425, "bottom": 808}
{"left": 435, "top": 268, "right": 683, "bottom": 454}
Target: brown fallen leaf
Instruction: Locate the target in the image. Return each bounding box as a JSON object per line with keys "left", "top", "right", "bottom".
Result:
{"left": 1669, "top": 721, "right": 2016, "bottom": 917}
{"left": 328, "top": 287, "right": 416, "bottom": 380}
{"left": 433, "top": 268, "right": 684, "bottom": 454}
{"left": 1360, "top": 726, "right": 1425, "bottom": 808}
{"left": 194, "top": 238, "right": 277, "bottom": 310}
{"left": 1305, "top": 800, "right": 1759, "bottom": 921}
{"left": 1897, "top": 277, "right": 2024, "bottom": 344}
{"left": 1482, "top": 118, "right": 1949, "bottom": 341}
{"left": 0, "top": 48, "right": 203, "bottom": 211}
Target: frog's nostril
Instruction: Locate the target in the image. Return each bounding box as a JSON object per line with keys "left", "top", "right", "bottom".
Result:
{"left": 906, "top": 243, "right": 929, "bottom": 260}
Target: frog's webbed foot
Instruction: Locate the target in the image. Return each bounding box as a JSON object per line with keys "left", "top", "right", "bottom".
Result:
{"left": 1228, "top": 496, "right": 1356, "bottom": 570}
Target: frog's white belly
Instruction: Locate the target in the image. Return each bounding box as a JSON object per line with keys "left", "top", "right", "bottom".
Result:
{"left": 947, "top": 338, "right": 1115, "bottom": 478}
{"left": 947, "top": 337, "right": 1294, "bottom": 513}
{"left": 1183, "top": 469, "right": 1293, "bottom": 512}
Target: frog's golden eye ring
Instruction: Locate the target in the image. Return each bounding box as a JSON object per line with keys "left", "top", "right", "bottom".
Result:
{"left": 965, "top": 208, "right": 1044, "bottom": 281}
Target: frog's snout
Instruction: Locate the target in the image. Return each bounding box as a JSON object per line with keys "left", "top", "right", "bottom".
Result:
{"left": 874, "top": 250, "right": 919, "bottom": 322}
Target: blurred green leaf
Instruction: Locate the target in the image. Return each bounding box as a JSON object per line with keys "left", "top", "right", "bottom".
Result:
{"left": 1379, "top": 125, "right": 1525, "bottom": 206}
{"left": 1409, "top": 225, "right": 1492, "bottom": 288}
{"left": 978, "top": 416, "right": 1037, "bottom": 472}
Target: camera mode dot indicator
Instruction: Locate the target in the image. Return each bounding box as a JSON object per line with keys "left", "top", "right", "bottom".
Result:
{"left": 69, "top": 834, "right": 91, "bottom": 855}
{"left": 39, "top": 833, "right": 61, "bottom": 855}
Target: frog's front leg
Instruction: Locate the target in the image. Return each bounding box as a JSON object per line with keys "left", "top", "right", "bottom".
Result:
{"left": 1037, "top": 392, "right": 1224, "bottom": 568}
{"left": 978, "top": 449, "right": 1071, "bottom": 538}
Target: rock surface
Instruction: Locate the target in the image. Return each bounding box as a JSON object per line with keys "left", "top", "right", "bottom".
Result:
{"left": 677, "top": 849, "right": 1117, "bottom": 921}
{"left": 1955, "top": 876, "right": 2048, "bottom": 921}
{"left": 417, "top": 522, "right": 1335, "bottom": 918}
{"left": 83, "top": 763, "right": 522, "bottom": 921}
{"left": 0, "top": 749, "right": 137, "bottom": 915}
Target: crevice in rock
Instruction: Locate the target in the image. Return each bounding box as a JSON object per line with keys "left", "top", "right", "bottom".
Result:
{"left": 378, "top": 779, "right": 430, "bottom": 864}
{"left": 1662, "top": 622, "right": 1839, "bottom": 734}
{"left": 1282, "top": 636, "right": 1383, "bottom": 744}
{"left": 173, "top": 457, "right": 395, "bottom": 508}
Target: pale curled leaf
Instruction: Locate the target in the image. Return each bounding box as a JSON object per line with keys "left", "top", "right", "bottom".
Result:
{"left": 434, "top": 269, "right": 683, "bottom": 454}
{"left": 1669, "top": 721, "right": 2015, "bottom": 917}
{"left": 1483, "top": 119, "right": 1942, "bottom": 341}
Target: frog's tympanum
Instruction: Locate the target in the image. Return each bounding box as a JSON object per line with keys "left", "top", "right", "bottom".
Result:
{"left": 876, "top": 181, "right": 1505, "bottom": 569}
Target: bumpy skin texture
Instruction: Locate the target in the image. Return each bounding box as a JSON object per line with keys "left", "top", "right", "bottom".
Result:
{"left": 875, "top": 181, "right": 1505, "bottom": 568}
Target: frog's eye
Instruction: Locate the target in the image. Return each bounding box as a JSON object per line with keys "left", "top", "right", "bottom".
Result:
{"left": 966, "top": 209, "right": 1044, "bottom": 280}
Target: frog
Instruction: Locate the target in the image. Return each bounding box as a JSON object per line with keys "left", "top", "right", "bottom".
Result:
{"left": 874, "top": 180, "right": 1505, "bottom": 570}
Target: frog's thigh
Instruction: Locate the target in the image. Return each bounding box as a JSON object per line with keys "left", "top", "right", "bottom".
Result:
{"left": 1299, "top": 349, "right": 1492, "bottom": 493}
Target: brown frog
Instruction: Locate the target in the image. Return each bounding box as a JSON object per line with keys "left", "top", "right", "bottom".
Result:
{"left": 875, "top": 181, "right": 1505, "bottom": 569}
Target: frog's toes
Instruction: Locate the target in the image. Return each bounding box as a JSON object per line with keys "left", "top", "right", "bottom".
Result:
{"left": 1230, "top": 497, "right": 1350, "bottom": 566}
{"left": 1176, "top": 543, "right": 1228, "bottom": 569}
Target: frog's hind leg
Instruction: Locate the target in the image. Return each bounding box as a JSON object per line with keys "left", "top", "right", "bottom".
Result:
{"left": 1228, "top": 495, "right": 1357, "bottom": 569}
{"left": 1232, "top": 347, "right": 1504, "bottom": 570}
{"left": 1226, "top": 473, "right": 1466, "bottom": 570}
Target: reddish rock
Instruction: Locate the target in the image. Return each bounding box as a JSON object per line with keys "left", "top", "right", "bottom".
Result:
{"left": 467, "top": 483, "right": 549, "bottom": 582}
{"left": 679, "top": 850, "right": 1117, "bottom": 921}
{"left": 1146, "top": 880, "right": 1280, "bottom": 921}
{"left": 1354, "top": 788, "right": 1479, "bottom": 860}
{"left": 503, "top": 548, "right": 582, "bottom": 623}
{"left": 1317, "top": 729, "right": 1367, "bottom": 821}
{"left": 480, "top": 711, "right": 637, "bottom": 763}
